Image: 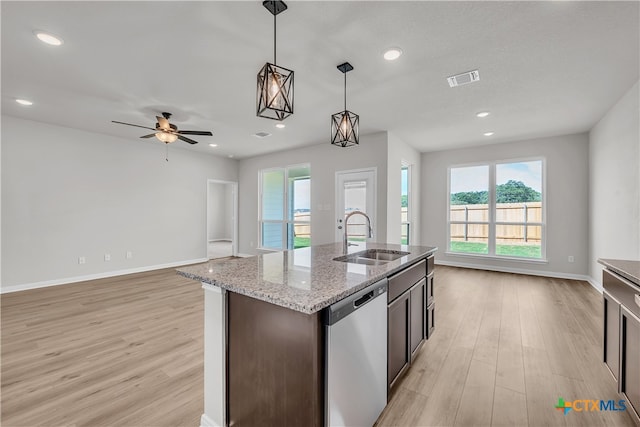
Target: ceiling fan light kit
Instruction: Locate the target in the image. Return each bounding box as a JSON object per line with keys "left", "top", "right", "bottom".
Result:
{"left": 256, "top": 1, "right": 294, "bottom": 121}
{"left": 331, "top": 62, "right": 359, "bottom": 148}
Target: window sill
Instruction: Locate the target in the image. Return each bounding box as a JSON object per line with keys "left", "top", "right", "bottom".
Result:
{"left": 445, "top": 251, "right": 548, "bottom": 264}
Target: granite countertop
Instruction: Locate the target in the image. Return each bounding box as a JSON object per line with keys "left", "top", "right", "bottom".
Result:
{"left": 177, "top": 242, "right": 437, "bottom": 314}
{"left": 598, "top": 258, "right": 640, "bottom": 287}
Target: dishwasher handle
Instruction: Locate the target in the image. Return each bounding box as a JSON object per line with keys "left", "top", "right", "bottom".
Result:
{"left": 354, "top": 291, "right": 374, "bottom": 308}
{"left": 325, "top": 278, "right": 388, "bottom": 326}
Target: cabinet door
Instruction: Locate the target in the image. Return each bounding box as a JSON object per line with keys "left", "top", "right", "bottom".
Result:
{"left": 621, "top": 306, "right": 640, "bottom": 423}
{"left": 604, "top": 290, "right": 620, "bottom": 380}
{"left": 427, "top": 302, "right": 435, "bottom": 339}
{"left": 426, "top": 273, "right": 434, "bottom": 307}
{"left": 388, "top": 292, "right": 410, "bottom": 389}
{"left": 410, "top": 278, "right": 426, "bottom": 358}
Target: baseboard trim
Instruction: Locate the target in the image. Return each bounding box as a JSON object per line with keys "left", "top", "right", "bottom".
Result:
{"left": 200, "top": 413, "right": 220, "bottom": 427}
{"left": 236, "top": 253, "right": 254, "bottom": 258}
{"left": 435, "top": 260, "right": 601, "bottom": 291}
{"left": 0, "top": 258, "right": 208, "bottom": 294}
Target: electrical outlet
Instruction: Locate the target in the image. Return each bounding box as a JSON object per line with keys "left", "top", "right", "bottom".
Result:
{"left": 104, "top": 253, "right": 111, "bottom": 262}
{"left": 568, "top": 256, "right": 575, "bottom": 263}
{"left": 126, "top": 251, "right": 133, "bottom": 259}
{"left": 78, "top": 256, "right": 86, "bottom": 265}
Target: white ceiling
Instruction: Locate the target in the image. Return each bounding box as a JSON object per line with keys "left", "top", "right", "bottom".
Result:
{"left": 2, "top": 1, "right": 638, "bottom": 159}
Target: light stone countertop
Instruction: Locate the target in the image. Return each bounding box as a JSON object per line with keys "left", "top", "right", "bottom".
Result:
{"left": 598, "top": 258, "right": 640, "bottom": 287}
{"left": 177, "top": 242, "right": 437, "bottom": 314}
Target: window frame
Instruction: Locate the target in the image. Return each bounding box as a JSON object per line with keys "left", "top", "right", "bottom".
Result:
{"left": 446, "top": 157, "right": 546, "bottom": 262}
{"left": 258, "top": 164, "right": 311, "bottom": 251}
{"left": 401, "top": 163, "right": 411, "bottom": 245}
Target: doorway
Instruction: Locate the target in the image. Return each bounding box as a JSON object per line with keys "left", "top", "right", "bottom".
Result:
{"left": 335, "top": 168, "right": 377, "bottom": 245}
{"left": 207, "top": 180, "right": 237, "bottom": 259}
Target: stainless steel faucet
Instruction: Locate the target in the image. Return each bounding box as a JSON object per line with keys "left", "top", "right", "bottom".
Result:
{"left": 343, "top": 210, "right": 373, "bottom": 254}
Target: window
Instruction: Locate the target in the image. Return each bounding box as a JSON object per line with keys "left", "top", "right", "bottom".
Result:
{"left": 448, "top": 160, "right": 544, "bottom": 259}
{"left": 259, "top": 165, "right": 311, "bottom": 250}
{"left": 401, "top": 165, "right": 410, "bottom": 245}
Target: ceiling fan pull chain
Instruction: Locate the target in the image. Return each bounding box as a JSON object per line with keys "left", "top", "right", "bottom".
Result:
{"left": 166, "top": 144, "right": 169, "bottom": 162}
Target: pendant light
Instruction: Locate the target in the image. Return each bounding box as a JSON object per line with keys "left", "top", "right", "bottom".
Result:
{"left": 331, "top": 62, "right": 359, "bottom": 147}
{"left": 257, "top": 1, "right": 294, "bottom": 121}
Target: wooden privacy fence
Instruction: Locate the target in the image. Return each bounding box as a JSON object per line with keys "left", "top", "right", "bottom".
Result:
{"left": 450, "top": 202, "right": 542, "bottom": 244}
{"left": 292, "top": 213, "right": 311, "bottom": 238}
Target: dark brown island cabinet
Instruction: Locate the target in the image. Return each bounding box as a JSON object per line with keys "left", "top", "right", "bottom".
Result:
{"left": 600, "top": 259, "right": 640, "bottom": 425}
{"left": 388, "top": 254, "right": 435, "bottom": 390}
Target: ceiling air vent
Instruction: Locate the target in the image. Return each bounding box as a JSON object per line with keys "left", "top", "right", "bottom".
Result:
{"left": 253, "top": 131, "right": 272, "bottom": 138}
{"left": 447, "top": 69, "right": 480, "bottom": 87}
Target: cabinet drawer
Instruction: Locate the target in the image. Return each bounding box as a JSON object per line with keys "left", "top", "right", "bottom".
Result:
{"left": 604, "top": 270, "right": 640, "bottom": 319}
{"left": 388, "top": 259, "right": 426, "bottom": 303}
{"left": 426, "top": 255, "right": 434, "bottom": 275}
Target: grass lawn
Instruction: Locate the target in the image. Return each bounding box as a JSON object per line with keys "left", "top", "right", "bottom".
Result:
{"left": 294, "top": 237, "right": 310, "bottom": 248}
{"left": 450, "top": 241, "right": 541, "bottom": 258}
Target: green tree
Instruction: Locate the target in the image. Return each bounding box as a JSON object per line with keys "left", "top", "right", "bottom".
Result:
{"left": 450, "top": 191, "right": 488, "bottom": 205}
{"left": 401, "top": 195, "right": 408, "bottom": 207}
{"left": 496, "top": 180, "right": 541, "bottom": 203}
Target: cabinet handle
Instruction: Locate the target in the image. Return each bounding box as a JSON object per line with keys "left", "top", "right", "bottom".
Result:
{"left": 635, "top": 294, "right": 640, "bottom": 308}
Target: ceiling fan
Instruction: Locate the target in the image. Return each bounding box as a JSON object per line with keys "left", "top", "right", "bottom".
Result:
{"left": 112, "top": 112, "right": 213, "bottom": 145}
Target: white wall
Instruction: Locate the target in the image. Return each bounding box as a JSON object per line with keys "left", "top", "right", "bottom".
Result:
{"left": 207, "top": 182, "right": 233, "bottom": 241}
{"left": 1, "top": 116, "right": 238, "bottom": 291}
{"left": 237, "top": 132, "right": 389, "bottom": 255}
{"left": 386, "top": 132, "right": 421, "bottom": 245}
{"left": 421, "top": 133, "right": 590, "bottom": 277}
{"left": 589, "top": 80, "right": 640, "bottom": 284}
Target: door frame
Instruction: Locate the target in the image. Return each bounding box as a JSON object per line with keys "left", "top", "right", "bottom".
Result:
{"left": 335, "top": 167, "right": 377, "bottom": 242}
{"left": 206, "top": 179, "right": 238, "bottom": 257}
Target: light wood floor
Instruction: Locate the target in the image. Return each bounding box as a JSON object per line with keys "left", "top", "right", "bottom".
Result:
{"left": 1, "top": 268, "right": 204, "bottom": 427}
{"left": 2, "top": 266, "right": 636, "bottom": 426}
{"left": 377, "top": 266, "right": 637, "bottom": 427}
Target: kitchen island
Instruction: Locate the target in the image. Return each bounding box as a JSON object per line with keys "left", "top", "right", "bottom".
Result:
{"left": 177, "top": 242, "right": 436, "bottom": 427}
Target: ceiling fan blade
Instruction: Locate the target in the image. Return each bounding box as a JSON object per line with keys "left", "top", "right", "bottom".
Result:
{"left": 140, "top": 134, "right": 156, "bottom": 138}
{"left": 177, "top": 135, "right": 198, "bottom": 145}
{"left": 156, "top": 116, "right": 170, "bottom": 130}
{"left": 112, "top": 120, "right": 156, "bottom": 131}
{"left": 178, "top": 130, "right": 213, "bottom": 136}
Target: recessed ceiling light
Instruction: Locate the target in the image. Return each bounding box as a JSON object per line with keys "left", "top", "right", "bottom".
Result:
{"left": 483, "top": 132, "right": 495, "bottom": 137}
{"left": 383, "top": 47, "right": 403, "bottom": 61}
{"left": 476, "top": 111, "right": 490, "bottom": 118}
{"left": 16, "top": 99, "right": 33, "bottom": 106}
{"left": 34, "top": 31, "right": 63, "bottom": 46}
{"left": 209, "top": 143, "right": 218, "bottom": 147}
{"left": 275, "top": 123, "right": 285, "bottom": 129}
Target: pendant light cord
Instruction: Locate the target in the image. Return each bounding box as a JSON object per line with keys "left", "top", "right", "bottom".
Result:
{"left": 273, "top": 12, "right": 277, "bottom": 64}
{"left": 344, "top": 72, "right": 347, "bottom": 111}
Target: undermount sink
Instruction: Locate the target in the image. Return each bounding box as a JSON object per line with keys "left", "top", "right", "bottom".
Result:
{"left": 333, "top": 249, "right": 411, "bottom": 265}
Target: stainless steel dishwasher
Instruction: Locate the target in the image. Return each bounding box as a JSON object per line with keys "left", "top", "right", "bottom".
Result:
{"left": 325, "top": 278, "right": 388, "bottom": 427}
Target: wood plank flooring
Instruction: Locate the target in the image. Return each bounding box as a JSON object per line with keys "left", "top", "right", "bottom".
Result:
{"left": 1, "top": 268, "right": 204, "bottom": 427}
{"left": 378, "top": 266, "right": 637, "bottom": 427}
{"left": 2, "top": 265, "right": 636, "bottom": 426}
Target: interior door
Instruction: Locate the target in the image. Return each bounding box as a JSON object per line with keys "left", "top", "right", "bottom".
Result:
{"left": 335, "top": 169, "right": 376, "bottom": 245}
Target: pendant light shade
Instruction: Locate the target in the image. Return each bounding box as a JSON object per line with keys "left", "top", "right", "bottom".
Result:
{"left": 257, "top": 1, "right": 294, "bottom": 121}
{"left": 331, "top": 62, "right": 359, "bottom": 147}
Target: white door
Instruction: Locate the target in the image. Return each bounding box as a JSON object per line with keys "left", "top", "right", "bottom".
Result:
{"left": 335, "top": 169, "right": 376, "bottom": 245}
